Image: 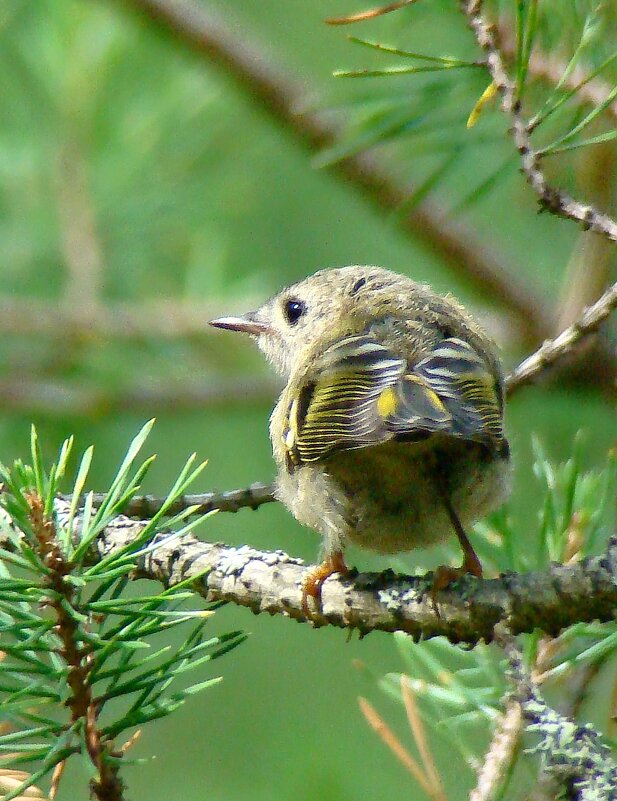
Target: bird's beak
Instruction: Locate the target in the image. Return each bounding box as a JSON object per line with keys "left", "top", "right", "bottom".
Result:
{"left": 209, "top": 313, "right": 270, "bottom": 336}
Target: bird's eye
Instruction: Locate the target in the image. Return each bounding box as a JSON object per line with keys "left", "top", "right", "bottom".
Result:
{"left": 283, "top": 298, "right": 306, "bottom": 326}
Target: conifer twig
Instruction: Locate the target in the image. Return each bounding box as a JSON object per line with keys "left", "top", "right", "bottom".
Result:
{"left": 461, "top": 0, "right": 617, "bottom": 242}
{"left": 501, "top": 24, "right": 617, "bottom": 123}
{"left": 84, "top": 482, "right": 276, "bottom": 517}
{"left": 495, "top": 626, "right": 617, "bottom": 800}
{"left": 25, "top": 493, "right": 125, "bottom": 801}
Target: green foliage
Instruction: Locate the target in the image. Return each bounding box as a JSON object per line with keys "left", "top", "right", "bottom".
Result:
{"left": 328, "top": 1, "right": 617, "bottom": 207}
{"left": 0, "top": 424, "right": 245, "bottom": 800}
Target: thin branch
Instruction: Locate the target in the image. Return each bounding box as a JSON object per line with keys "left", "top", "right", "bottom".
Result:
{"left": 107, "top": 0, "right": 551, "bottom": 344}
{"left": 38, "top": 501, "right": 617, "bottom": 645}
{"left": 462, "top": 0, "right": 617, "bottom": 242}
{"left": 84, "top": 482, "right": 276, "bottom": 517}
{"left": 505, "top": 278, "right": 617, "bottom": 393}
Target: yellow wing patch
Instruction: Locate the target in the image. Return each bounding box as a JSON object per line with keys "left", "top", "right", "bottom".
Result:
{"left": 376, "top": 386, "right": 398, "bottom": 419}
{"left": 282, "top": 334, "right": 505, "bottom": 470}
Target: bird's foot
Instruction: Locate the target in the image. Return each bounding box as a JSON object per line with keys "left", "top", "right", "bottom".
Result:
{"left": 301, "top": 550, "right": 349, "bottom": 618}
{"left": 430, "top": 550, "right": 482, "bottom": 611}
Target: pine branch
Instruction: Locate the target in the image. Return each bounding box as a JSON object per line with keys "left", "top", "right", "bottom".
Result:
{"left": 106, "top": 0, "right": 550, "bottom": 345}
{"left": 25, "top": 492, "right": 125, "bottom": 801}
{"left": 502, "top": 25, "right": 617, "bottom": 124}
{"left": 23, "top": 500, "right": 617, "bottom": 646}
{"left": 496, "top": 627, "right": 617, "bottom": 800}
{"left": 461, "top": 0, "right": 617, "bottom": 242}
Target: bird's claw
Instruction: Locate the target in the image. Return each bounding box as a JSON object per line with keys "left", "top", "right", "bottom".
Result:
{"left": 301, "top": 550, "right": 349, "bottom": 618}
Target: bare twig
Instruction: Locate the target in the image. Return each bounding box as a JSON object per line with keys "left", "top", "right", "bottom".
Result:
{"left": 83, "top": 482, "right": 276, "bottom": 517}
{"left": 505, "top": 277, "right": 617, "bottom": 393}
{"left": 108, "top": 0, "right": 550, "bottom": 344}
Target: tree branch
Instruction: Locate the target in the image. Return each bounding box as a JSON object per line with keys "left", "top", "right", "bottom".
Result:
{"left": 462, "top": 0, "right": 617, "bottom": 243}
{"left": 37, "top": 500, "right": 617, "bottom": 645}
{"left": 107, "top": 0, "right": 550, "bottom": 344}
{"left": 505, "top": 277, "right": 617, "bottom": 393}
{"left": 87, "top": 482, "right": 275, "bottom": 517}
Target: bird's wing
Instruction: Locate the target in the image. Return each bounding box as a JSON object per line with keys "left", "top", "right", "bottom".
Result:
{"left": 392, "top": 337, "right": 505, "bottom": 446}
{"left": 283, "top": 334, "right": 503, "bottom": 468}
{"left": 282, "top": 335, "right": 406, "bottom": 467}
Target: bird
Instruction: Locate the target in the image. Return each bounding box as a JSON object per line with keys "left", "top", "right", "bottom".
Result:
{"left": 210, "top": 266, "right": 510, "bottom": 615}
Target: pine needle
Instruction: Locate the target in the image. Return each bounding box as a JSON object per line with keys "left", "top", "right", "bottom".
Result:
{"left": 400, "top": 675, "right": 448, "bottom": 801}
{"left": 358, "top": 696, "right": 433, "bottom": 797}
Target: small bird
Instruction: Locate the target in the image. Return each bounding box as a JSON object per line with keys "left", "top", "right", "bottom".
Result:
{"left": 210, "top": 266, "right": 510, "bottom": 614}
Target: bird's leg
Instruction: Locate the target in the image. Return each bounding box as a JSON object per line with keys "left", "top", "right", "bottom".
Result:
{"left": 432, "top": 494, "right": 482, "bottom": 601}
{"left": 302, "top": 550, "right": 349, "bottom": 617}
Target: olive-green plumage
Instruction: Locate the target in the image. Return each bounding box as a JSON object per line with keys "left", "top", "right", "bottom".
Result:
{"left": 211, "top": 266, "right": 510, "bottom": 577}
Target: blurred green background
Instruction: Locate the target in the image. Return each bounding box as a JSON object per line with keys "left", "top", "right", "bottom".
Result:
{"left": 1, "top": 0, "right": 616, "bottom": 798}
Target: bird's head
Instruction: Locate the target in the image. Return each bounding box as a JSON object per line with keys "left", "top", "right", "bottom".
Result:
{"left": 209, "top": 266, "right": 420, "bottom": 377}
